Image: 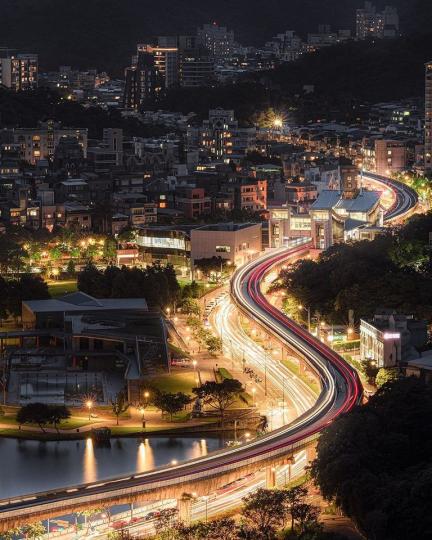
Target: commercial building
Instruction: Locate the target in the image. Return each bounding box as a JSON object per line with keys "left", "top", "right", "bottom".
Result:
{"left": 425, "top": 61, "right": 432, "bottom": 173}
{"left": 360, "top": 310, "right": 427, "bottom": 368}
{"left": 10, "top": 292, "right": 169, "bottom": 404}
{"left": 197, "top": 23, "right": 235, "bottom": 60}
{"left": 0, "top": 52, "right": 38, "bottom": 91}
{"left": 191, "top": 222, "right": 262, "bottom": 266}
{"left": 310, "top": 189, "right": 381, "bottom": 249}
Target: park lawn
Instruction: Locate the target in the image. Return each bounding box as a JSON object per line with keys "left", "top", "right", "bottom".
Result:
{"left": 149, "top": 371, "right": 198, "bottom": 396}
{"left": 0, "top": 414, "right": 94, "bottom": 430}
{"left": 48, "top": 280, "right": 78, "bottom": 297}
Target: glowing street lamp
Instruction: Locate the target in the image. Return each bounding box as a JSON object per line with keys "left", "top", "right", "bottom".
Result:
{"left": 86, "top": 400, "right": 93, "bottom": 420}
{"left": 192, "top": 360, "right": 198, "bottom": 371}
{"left": 252, "top": 387, "right": 256, "bottom": 405}
{"left": 273, "top": 118, "right": 283, "bottom": 128}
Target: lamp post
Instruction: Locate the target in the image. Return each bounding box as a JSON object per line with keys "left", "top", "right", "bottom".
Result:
{"left": 86, "top": 400, "right": 93, "bottom": 421}
{"left": 202, "top": 495, "right": 209, "bottom": 522}
{"left": 298, "top": 305, "right": 311, "bottom": 333}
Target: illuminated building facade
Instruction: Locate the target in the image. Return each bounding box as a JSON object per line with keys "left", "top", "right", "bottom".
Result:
{"left": 0, "top": 52, "right": 38, "bottom": 91}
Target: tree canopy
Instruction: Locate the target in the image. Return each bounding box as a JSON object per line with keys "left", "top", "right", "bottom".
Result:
{"left": 78, "top": 261, "right": 180, "bottom": 309}
{"left": 311, "top": 377, "right": 432, "bottom": 540}
{"left": 274, "top": 213, "right": 432, "bottom": 324}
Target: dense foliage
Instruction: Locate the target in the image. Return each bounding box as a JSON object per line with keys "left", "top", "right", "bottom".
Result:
{"left": 0, "top": 88, "right": 169, "bottom": 138}
{"left": 311, "top": 377, "right": 432, "bottom": 540}
{"left": 273, "top": 213, "right": 432, "bottom": 324}
{"left": 77, "top": 261, "right": 180, "bottom": 309}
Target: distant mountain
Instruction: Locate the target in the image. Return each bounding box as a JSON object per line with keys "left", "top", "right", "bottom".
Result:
{"left": 0, "top": 0, "right": 430, "bottom": 74}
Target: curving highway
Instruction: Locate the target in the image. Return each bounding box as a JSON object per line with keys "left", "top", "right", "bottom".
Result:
{"left": 362, "top": 170, "right": 418, "bottom": 222}
{"left": 0, "top": 238, "right": 363, "bottom": 527}
{"left": 0, "top": 170, "right": 415, "bottom": 527}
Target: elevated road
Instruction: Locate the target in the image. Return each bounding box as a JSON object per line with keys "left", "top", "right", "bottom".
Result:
{"left": 0, "top": 238, "right": 363, "bottom": 531}
{"left": 362, "top": 170, "right": 418, "bottom": 222}
{"left": 0, "top": 169, "right": 414, "bottom": 530}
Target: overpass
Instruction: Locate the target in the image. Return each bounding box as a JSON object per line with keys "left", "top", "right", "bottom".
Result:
{"left": 0, "top": 238, "right": 363, "bottom": 531}
{"left": 0, "top": 171, "right": 415, "bottom": 531}
{"left": 362, "top": 170, "right": 418, "bottom": 222}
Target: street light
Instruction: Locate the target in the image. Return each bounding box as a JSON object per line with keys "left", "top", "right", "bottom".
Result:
{"left": 202, "top": 495, "right": 209, "bottom": 522}
{"left": 193, "top": 360, "right": 198, "bottom": 371}
{"left": 86, "top": 400, "right": 93, "bottom": 420}
{"left": 298, "top": 304, "right": 311, "bottom": 333}
{"left": 252, "top": 387, "right": 256, "bottom": 405}
{"left": 139, "top": 406, "right": 145, "bottom": 429}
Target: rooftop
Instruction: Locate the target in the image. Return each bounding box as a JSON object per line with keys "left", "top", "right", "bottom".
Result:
{"left": 24, "top": 292, "right": 148, "bottom": 313}
{"left": 194, "top": 222, "right": 260, "bottom": 232}
{"left": 311, "top": 190, "right": 380, "bottom": 213}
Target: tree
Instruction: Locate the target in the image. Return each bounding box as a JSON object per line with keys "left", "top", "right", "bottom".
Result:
{"left": 284, "top": 485, "right": 308, "bottom": 531}
{"left": 16, "top": 403, "right": 52, "bottom": 432}
{"left": 110, "top": 392, "right": 129, "bottom": 426}
{"left": 153, "top": 391, "right": 191, "bottom": 421}
{"left": 174, "top": 518, "right": 238, "bottom": 540}
{"left": 375, "top": 368, "right": 400, "bottom": 388}
{"left": 204, "top": 335, "right": 222, "bottom": 355}
{"left": 311, "top": 378, "right": 432, "bottom": 540}
{"left": 103, "top": 237, "right": 118, "bottom": 262}
{"left": 180, "top": 298, "right": 201, "bottom": 317}
{"left": 7, "top": 274, "right": 51, "bottom": 318}
{"left": 48, "top": 404, "right": 71, "bottom": 432}
{"left": 0, "top": 236, "right": 25, "bottom": 273}
{"left": 22, "top": 522, "right": 46, "bottom": 539}
{"left": 193, "top": 379, "right": 244, "bottom": 421}
{"left": 77, "top": 262, "right": 109, "bottom": 297}
{"left": 154, "top": 508, "right": 178, "bottom": 538}
{"left": 66, "top": 258, "right": 76, "bottom": 275}
{"left": 194, "top": 257, "right": 228, "bottom": 278}
{"left": 241, "top": 488, "right": 290, "bottom": 539}
{"left": 291, "top": 502, "right": 321, "bottom": 536}
{"left": 0, "top": 527, "right": 22, "bottom": 540}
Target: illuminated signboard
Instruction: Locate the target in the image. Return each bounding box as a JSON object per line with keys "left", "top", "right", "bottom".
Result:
{"left": 383, "top": 333, "right": 401, "bottom": 340}
{"left": 137, "top": 236, "right": 186, "bottom": 251}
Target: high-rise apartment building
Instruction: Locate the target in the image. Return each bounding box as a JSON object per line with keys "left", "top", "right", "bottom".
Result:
{"left": 197, "top": 23, "right": 235, "bottom": 60}
{"left": 124, "top": 51, "right": 159, "bottom": 110}
{"left": 425, "top": 61, "right": 432, "bottom": 173}
{"left": 0, "top": 52, "right": 38, "bottom": 91}
{"left": 187, "top": 109, "right": 256, "bottom": 163}
{"left": 356, "top": 2, "right": 399, "bottom": 40}
{"left": 180, "top": 47, "right": 214, "bottom": 87}
{"left": 137, "top": 44, "right": 179, "bottom": 89}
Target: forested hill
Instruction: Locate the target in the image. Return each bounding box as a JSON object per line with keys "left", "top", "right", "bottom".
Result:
{"left": 0, "top": 0, "right": 431, "bottom": 73}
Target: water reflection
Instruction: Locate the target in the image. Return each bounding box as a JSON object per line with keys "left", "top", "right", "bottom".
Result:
{"left": 84, "top": 438, "right": 97, "bottom": 484}
{"left": 0, "top": 436, "right": 223, "bottom": 499}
